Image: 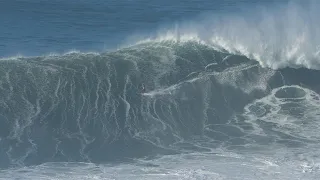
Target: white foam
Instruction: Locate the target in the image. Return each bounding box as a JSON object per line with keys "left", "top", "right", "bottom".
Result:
{"left": 1, "top": 150, "right": 319, "bottom": 180}
{"left": 135, "top": 31, "right": 205, "bottom": 45}
{"left": 243, "top": 85, "right": 320, "bottom": 140}
{"left": 213, "top": 63, "right": 275, "bottom": 94}
{"left": 125, "top": 1, "right": 320, "bottom": 70}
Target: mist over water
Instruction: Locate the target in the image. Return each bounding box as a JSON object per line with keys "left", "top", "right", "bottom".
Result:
{"left": 128, "top": 0, "right": 320, "bottom": 70}
{"left": 208, "top": 1, "right": 320, "bottom": 69}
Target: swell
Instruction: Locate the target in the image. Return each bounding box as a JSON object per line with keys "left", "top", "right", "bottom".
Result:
{"left": 0, "top": 40, "right": 319, "bottom": 169}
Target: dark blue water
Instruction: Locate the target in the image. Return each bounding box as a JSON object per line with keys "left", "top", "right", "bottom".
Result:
{"left": 1, "top": 0, "right": 286, "bottom": 57}
{"left": 1, "top": 0, "right": 320, "bottom": 179}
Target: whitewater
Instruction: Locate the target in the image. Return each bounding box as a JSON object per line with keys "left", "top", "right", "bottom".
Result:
{"left": 1, "top": 0, "right": 320, "bottom": 179}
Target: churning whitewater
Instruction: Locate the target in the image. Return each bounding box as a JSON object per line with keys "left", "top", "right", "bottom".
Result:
{"left": 1, "top": 1, "right": 320, "bottom": 179}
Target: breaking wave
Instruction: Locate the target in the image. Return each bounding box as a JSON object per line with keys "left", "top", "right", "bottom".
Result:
{"left": 125, "top": 0, "right": 320, "bottom": 70}
{"left": 1, "top": 1, "right": 320, "bottom": 171}
{"left": 0, "top": 39, "right": 320, "bottom": 169}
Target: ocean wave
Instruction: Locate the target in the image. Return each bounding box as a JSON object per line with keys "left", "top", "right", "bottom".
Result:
{"left": 1, "top": 1, "right": 320, "bottom": 169}
{"left": 0, "top": 41, "right": 264, "bottom": 168}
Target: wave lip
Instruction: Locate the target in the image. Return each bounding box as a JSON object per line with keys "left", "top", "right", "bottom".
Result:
{"left": 126, "top": 1, "right": 320, "bottom": 70}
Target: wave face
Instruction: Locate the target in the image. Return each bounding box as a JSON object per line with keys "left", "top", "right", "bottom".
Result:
{"left": 0, "top": 40, "right": 320, "bottom": 169}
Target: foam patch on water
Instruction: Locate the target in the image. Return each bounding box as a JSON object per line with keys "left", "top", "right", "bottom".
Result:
{"left": 243, "top": 85, "right": 320, "bottom": 140}
{"left": 213, "top": 63, "right": 275, "bottom": 94}
{"left": 0, "top": 150, "right": 319, "bottom": 180}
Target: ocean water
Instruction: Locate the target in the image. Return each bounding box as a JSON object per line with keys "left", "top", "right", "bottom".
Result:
{"left": 1, "top": 0, "right": 320, "bottom": 179}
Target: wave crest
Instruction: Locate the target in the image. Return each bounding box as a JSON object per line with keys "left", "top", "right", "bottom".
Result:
{"left": 125, "top": 1, "right": 320, "bottom": 70}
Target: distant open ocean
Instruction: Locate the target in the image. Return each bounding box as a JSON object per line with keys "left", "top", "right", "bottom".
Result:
{"left": 0, "top": 0, "right": 320, "bottom": 179}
